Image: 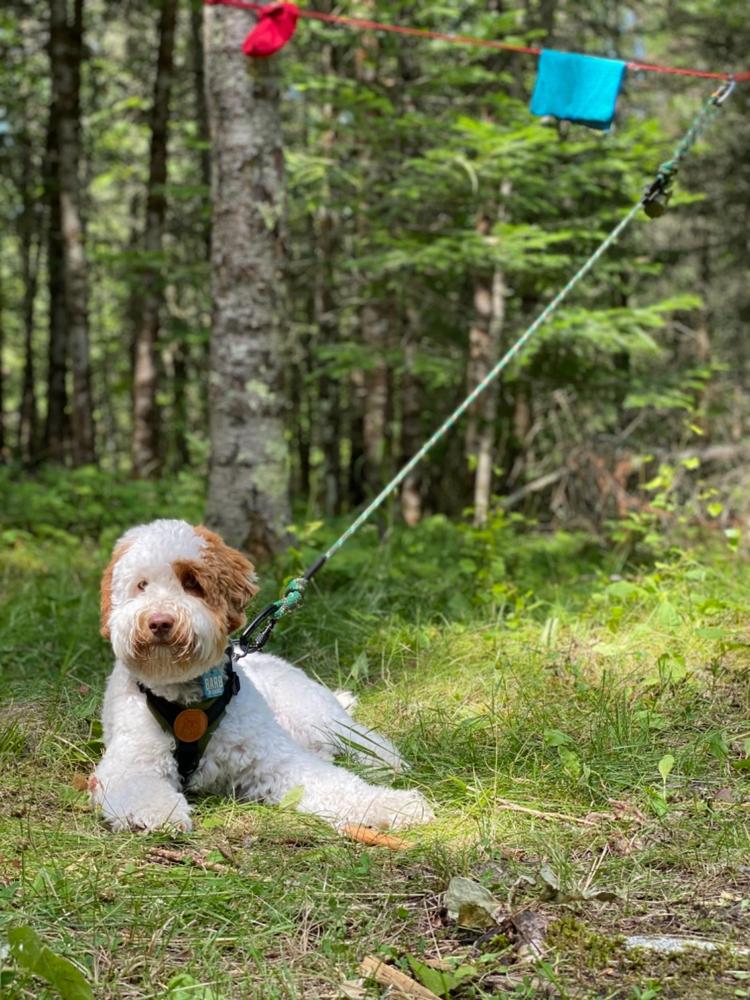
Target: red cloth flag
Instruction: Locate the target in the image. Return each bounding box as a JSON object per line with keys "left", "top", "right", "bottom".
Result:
{"left": 242, "top": 3, "right": 299, "bottom": 57}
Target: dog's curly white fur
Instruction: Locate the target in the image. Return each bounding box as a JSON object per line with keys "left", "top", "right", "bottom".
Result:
{"left": 92, "top": 519, "right": 433, "bottom": 833}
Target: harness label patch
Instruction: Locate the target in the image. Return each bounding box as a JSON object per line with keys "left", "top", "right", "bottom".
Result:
{"left": 201, "top": 667, "right": 226, "bottom": 698}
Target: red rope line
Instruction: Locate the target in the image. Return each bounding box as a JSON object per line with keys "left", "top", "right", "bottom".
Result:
{"left": 204, "top": 0, "right": 748, "bottom": 83}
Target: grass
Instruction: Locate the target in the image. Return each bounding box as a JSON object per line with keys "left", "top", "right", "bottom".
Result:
{"left": 1, "top": 470, "right": 749, "bottom": 998}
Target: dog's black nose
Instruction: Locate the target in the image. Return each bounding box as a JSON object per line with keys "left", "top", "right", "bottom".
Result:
{"left": 148, "top": 613, "right": 174, "bottom": 638}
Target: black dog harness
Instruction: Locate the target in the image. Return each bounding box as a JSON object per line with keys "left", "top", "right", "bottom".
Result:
{"left": 138, "top": 651, "right": 240, "bottom": 785}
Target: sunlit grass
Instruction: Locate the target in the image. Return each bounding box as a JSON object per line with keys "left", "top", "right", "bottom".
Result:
{"left": 1, "top": 475, "right": 750, "bottom": 997}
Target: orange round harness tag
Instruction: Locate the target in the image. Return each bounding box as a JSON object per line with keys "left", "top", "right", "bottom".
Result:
{"left": 173, "top": 708, "right": 209, "bottom": 743}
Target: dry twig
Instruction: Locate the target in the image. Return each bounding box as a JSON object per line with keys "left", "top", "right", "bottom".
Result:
{"left": 360, "top": 956, "right": 441, "bottom": 1000}
{"left": 145, "top": 846, "right": 225, "bottom": 873}
{"left": 494, "top": 797, "right": 596, "bottom": 827}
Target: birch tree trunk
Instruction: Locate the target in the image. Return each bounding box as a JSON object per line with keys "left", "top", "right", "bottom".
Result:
{"left": 131, "top": 0, "right": 178, "bottom": 477}
{"left": 203, "top": 5, "right": 290, "bottom": 557}
{"left": 49, "top": 0, "right": 95, "bottom": 465}
{"left": 468, "top": 264, "right": 507, "bottom": 526}
{"left": 465, "top": 182, "right": 510, "bottom": 526}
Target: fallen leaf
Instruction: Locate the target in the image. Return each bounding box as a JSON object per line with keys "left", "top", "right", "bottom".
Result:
{"left": 341, "top": 824, "right": 409, "bottom": 850}
{"left": 537, "top": 864, "right": 561, "bottom": 899}
{"left": 445, "top": 876, "right": 504, "bottom": 928}
{"left": 457, "top": 902, "right": 500, "bottom": 930}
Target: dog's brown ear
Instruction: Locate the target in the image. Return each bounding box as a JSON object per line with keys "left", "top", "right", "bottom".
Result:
{"left": 194, "top": 526, "right": 259, "bottom": 632}
{"left": 100, "top": 542, "right": 129, "bottom": 639}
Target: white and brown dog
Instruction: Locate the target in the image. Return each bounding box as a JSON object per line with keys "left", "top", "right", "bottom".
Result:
{"left": 92, "top": 519, "right": 433, "bottom": 833}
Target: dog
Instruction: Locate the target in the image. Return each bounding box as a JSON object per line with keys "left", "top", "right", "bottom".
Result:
{"left": 91, "top": 519, "right": 433, "bottom": 833}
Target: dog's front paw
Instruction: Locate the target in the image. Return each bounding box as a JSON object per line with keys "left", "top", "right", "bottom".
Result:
{"left": 346, "top": 788, "right": 434, "bottom": 831}
{"left": 96, "top": 777, "right": 192, "bottom": 833}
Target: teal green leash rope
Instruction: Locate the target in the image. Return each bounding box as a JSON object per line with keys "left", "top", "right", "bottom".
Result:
{"left": 643, "top": 77, "right": 735, "bottom": 217}
{"left": 236, "top": 79, "right": 735, "bottom": 655}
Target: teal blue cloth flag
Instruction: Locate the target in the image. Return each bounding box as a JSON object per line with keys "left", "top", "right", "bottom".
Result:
{"left": 530, "top": 49, "right": 627, "bottom": 130}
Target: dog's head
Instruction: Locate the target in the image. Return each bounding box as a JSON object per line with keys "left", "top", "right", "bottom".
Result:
{"left": 100, "top": 520, "right": 258, "bottom": 682}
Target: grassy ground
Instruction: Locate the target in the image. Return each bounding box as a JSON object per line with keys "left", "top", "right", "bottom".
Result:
{"left": 1, "top": 470, "right": 749, "bottom": 999}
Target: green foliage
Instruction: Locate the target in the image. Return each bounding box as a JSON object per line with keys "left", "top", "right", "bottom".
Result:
{"left": 6, "top": 926, "right": 93, "bottom": 1000}
{"left": 0, "top": 466, "right": 204, "bottom": 544}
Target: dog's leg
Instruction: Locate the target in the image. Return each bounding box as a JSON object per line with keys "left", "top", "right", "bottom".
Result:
{"left": 232, "top": 724, "right": 433, "bottom": 831}
{"left": 92, "top": 667, "right": 192, "bottom": 832}
{"left": 92, "top": 738, "right": 192, "bottom": 832}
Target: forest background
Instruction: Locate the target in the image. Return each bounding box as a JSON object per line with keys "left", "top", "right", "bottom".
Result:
{"left": 2, "top": 0, "right": 749, "bottom": 551}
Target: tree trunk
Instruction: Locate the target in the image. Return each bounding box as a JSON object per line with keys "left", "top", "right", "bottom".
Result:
{"left": 0, "top": 263, "right": 4, "bottom": 458}
{"left": 132, "top": 0, "right": 178, "bottom": 478}
{"left": 190, "top": 0, "right": 212, "bottom": 435}
{"left": 171, "top": 341, "right": 191, "bottom": 469}
{"left": 348, "top": 371, "right": 366, "bottom": 508}
{"left": 49, "top": 0, "right": 95, "bottom": 465}
{"left": 362, "top": 304, "right": 388, "bottom": 496}
{"left": 203, "top": 4, "right": 290, "bottom": 557}
{"left": 190, "top": 0, "right": 211, "bottom": 224}
{"left": 469, "top": 264, "right": 507, "bottom": 526}
{"left": 17, "top": 135, "right": 42, "bottom": 466}
{"left": 43, "top": 95, "right": 69, "bottom": 462}
{"left": 18, "top": 227, "right": 41, "bottom": 467}
{"left": 465, "top": 183, "right": 510, "bottom": 526}
{"left": 314, "top": 27, "right": 341, "bottom": 515}
{"left": 315, "top": 210, "right": 340, "bottom": 515}
{"left": 399, "top": 317, "right": 422, "bottom": 526}
{"left": 289, "top": 329, "right": 311, "bottom": 500}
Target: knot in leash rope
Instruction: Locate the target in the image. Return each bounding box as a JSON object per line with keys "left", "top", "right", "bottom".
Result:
{"left": 643, "top": 77, "right": 735, "bottom": 218}
{"left": 272, "top": 577, "right": 307, "bottom": 618}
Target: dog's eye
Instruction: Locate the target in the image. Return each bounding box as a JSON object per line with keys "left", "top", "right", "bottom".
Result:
{"left": 137, "top": 580, "right": 148, "bottom": 592}
{"left": 182, "top": 573, "right": 204, "bottom": 598}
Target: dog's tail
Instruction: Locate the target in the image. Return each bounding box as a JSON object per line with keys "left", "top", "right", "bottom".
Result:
{"left": 331, "top": 690, "right": 407, "bottom": 772}
{"left": 333, "top": 689, "right": 358, "bottom": 713}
